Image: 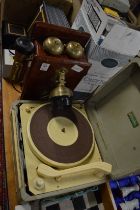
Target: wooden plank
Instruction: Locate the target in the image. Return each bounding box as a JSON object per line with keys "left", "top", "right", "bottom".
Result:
{"left": 101, "top": 182, "right": 117, "bottom": 210}
{"left": 2, "top": 79, "right": 20, "bottom": 210}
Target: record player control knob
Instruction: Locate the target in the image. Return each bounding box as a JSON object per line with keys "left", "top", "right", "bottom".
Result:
{"left": 34, "top": 178, "right": 45, "bottom": 190}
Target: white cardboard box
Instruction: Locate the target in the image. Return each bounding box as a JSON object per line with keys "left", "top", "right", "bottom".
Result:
{"left": 72, "top": 0, "right": 108, "bottom": 44}
{"left": 72, "top": 0, "right": 138, "bottom": 95}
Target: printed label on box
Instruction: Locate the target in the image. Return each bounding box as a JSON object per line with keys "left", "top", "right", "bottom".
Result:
{"left": 40, "top": 63, "right": 50, "bottom": 71}
{"left": 74, "top": 73, "right": 105, "bottom": 93}
{"left": 71, "top": 65, "right": 83, "bottom": 72}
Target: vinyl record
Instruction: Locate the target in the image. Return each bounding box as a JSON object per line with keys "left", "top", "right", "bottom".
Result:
{"left": 27, "top": 104, "right": 94, "bottom": 169}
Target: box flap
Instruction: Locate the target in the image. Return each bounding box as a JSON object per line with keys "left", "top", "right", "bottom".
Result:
{"left": 86, "top": 58, "right": 140, "bottom": 178}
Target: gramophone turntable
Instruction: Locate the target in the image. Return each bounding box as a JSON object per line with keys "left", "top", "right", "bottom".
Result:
{"left": 11, "top": 68, "right": 112, "bottom": 202}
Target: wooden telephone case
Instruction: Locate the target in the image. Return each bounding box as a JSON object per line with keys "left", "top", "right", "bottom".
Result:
{"left": 21, "top": 22, "right": 91, "bottom": 100}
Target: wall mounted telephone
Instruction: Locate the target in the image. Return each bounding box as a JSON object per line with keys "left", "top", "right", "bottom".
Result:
{"left": 6, "top": 22, "right": 91, "bottom": 100}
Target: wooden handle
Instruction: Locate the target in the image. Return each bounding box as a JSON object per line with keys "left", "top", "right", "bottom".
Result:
{"left": 37, "top": 162, "right": 112, "bottom": 179}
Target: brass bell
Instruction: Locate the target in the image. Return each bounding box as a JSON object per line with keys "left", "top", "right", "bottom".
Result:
{"left": 43, "top": 37, "right": 64, "bottom": 56}
{"left": 50, "top": 68, "right": 73, "bottom": 98}
{"left": 65, "top": 41, "right": 84, "bottom": 59}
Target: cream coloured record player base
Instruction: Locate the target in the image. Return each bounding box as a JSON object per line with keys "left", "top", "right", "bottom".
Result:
{"left": 11, "top": 101, "right": 111, "bottom": 201}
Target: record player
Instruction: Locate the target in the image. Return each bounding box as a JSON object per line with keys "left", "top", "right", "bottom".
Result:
{"left": 10, "top": 23, "right": 140, "bottom": 203}
{"left": 11, "top": 56, "right": 140, "bottom": 203}
{"left": 11, "top": 67, "right": 112, "bottom": 202}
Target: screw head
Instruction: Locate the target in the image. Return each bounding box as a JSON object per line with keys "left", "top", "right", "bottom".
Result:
{"left": 25, "top": 107, "right": 31, "bottom": 113}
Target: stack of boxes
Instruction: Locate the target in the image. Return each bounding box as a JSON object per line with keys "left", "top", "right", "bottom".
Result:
{"left": 72, "top": 0, "right": 140, "bottom": 99}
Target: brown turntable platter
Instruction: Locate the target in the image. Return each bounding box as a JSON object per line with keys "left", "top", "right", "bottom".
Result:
{"left": 27, "top": 104, "right": 94, "bottom": 168}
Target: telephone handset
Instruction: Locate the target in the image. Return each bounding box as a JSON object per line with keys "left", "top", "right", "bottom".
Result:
{"left": 8, "top": 37, "right": 34, "bottom": 84}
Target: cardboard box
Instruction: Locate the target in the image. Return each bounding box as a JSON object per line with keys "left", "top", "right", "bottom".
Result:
{"left": 27, "top": 1, "right": 70, "bottom": 33}
{"left": 41, "top": 0, "right": 73, "bottom": 16}
{"left": 72, "top": 0, "right": 140, "bottom": 97}
{"left": 72, "top": 0, "right": 108, "bottom": 44}
{"left": 74, "top": 48, "right": 131, "bottom": 94}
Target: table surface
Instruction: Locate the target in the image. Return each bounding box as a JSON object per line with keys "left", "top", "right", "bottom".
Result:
{"left": 2, "top": 79, "right": 20, "bottom": 210}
